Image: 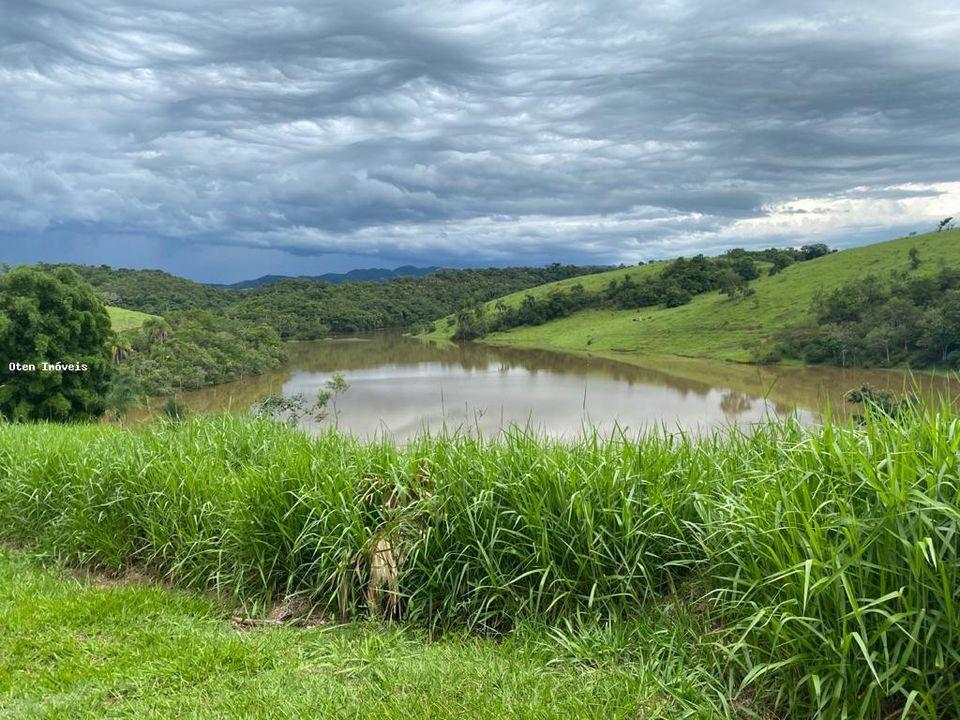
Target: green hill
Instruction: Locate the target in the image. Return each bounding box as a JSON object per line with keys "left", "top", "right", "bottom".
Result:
{"left": 422, "top": 263, "right": 665, "bottom": 339}
{"left": 106, "top": 306, "right": 157, "bottom": 332}
{"left": 422, "top": 229, "right": 960, "bottom": 364}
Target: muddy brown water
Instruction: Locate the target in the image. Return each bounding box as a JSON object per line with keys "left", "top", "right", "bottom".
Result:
{"left": 131, "top": 333, "right": 959, "bottom": 440}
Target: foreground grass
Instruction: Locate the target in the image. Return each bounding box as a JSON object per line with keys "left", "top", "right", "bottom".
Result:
{"left": 0, "top": 549, "right": 725, "bottom": 719}
{"left": 1, "top": 410, "right": 959, "bottom": 718}
{"left": 106, "top": 306, "right": 158, "bottom": 332}
{"left": 425, "top": 229, "right": 960, "bottom": 362}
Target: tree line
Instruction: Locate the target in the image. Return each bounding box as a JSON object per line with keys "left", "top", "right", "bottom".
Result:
{"left": 51, "top": 263, "right": 610, "bottom": 340}
{"left": 112, "top": 311, "right": 286, "bottom": 398}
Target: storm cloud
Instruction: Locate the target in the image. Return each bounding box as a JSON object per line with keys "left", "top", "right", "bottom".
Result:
{"left": 1, "top": 0, "right": 959, "bottom": 280}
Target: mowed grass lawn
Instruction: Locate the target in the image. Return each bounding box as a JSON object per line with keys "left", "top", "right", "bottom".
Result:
{"left": 426, "top": 229, "right": 960, "bottom": 362}
{"left": 0, "top": 548, "right": 724, "bottom": 720}
{"left": 106, "top": 306, "right": 157, "bottom": 332}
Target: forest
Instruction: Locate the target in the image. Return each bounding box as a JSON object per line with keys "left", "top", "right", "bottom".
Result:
{"left": 53, "top": 263, "right": 609, "bottom": 339}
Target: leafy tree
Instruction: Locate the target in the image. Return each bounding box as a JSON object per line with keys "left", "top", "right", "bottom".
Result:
{"left": 845, "top": 385, "right": 917, "bottom": 421}
{"left": 661, "top": 282, "right": 692, "bottom": 308}
{"left": 141, "top": 317, "right": 171, "bottom": 346}
{"left": 317, "top": 371, "right": 350, "bottom": 424}
{"left": 111, "top": 335, "right": 133, "bottom": 364}
{"left": 718, "top": 269, "right": 747, "bottom": 299}
{"left": 731, "top": 257, "right": 759, "bottom": 281}
{"left": 718, "top": 259, "right": 759, "bottom": 299}
{"left": 908, "top": 247, "right": 921, "bottom": 270}
{"left": 768, "top": 251, "right": 795, "bottom": 276}
{"left": 452, "top": 304, "right": 489, "bottom": 341}
{"left": 0, "top": 266, "right": 112, "bottom": 421}
{"left": 798, "top": 243, "right": 831, "bottom": 260}
{"left": 918, "top": 291, "right": 960, "bottom": 363}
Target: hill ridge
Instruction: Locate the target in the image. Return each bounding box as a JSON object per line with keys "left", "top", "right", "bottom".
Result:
{"left": 215, "top": 265, "right": 443, "bottom": 289}
{"left": 422, "top": 229, "right": 960, "bottom": 365}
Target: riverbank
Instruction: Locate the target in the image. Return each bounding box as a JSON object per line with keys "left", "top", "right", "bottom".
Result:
{"left": 2, "top": 411, "right": 958, "bottom": 718}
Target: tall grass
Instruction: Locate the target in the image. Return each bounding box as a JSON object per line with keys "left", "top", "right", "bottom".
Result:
{"left": 1, "top": 410, "right": 958, "bottom": 718}
{"left": 701, "top": 408, "right": 960, "bottom": 719}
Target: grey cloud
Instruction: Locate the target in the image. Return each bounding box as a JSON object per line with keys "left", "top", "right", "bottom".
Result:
{"left": 1, "top": 0, "right": 959, "bottom": 280}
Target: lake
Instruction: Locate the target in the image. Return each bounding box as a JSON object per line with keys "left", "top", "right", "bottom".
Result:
{"left": 134, "top": 333, "right": 959, "bottom": 440}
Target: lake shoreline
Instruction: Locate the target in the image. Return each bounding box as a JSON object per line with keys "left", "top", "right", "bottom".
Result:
{"left": 125, "top": 333, "right": 959, "bottom": 438}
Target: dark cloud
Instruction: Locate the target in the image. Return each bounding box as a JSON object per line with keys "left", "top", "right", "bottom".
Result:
{"left": 1, "top": 0, "right": 959, "bottom": 281}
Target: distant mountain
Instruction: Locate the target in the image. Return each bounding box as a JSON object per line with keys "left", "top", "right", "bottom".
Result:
{"left": 216, "top": 265, "right": 442, "bottom": 289}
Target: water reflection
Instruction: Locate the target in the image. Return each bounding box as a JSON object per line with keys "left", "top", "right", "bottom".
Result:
{"left": 132, "top": 333, "right": 959, "bottom": 440}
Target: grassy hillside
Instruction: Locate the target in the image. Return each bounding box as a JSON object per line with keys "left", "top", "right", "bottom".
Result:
{"left": 106, "top": 305, "right": 157, "bottom": 332}
{"left": 422, "top": 263, "right": 664, "bottom": 340}
{"left": 426, "top": 229, "right": 960, "bottom": 363}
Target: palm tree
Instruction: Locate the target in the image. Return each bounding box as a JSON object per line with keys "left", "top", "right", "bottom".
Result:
{"left": 142, "top": 317, "right": 171, "bottom": 346}
{"left": 111, "top": 337, "right": 132, "bottom": 364}
{"left": 104, "top": 372, "right": 144, "bottom": 423}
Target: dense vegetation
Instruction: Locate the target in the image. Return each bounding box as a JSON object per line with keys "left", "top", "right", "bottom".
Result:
{"left": 777, "top": 261, "right": 960, "bottom": 367}
{"left": 2, "top": 266, "right": 288, "bottom": 418}
{"left": 452, "top": 249, "right": 832, "bottom": 340}
{"left": 0, "top": 266, "right": 112, "bottom": 421}
{"left": 2, "top": 404, "right": 958, "bottom": 718}
{"left": 54, "top": 263, "right": 608, "bottom": 340}
{"left": 113, "top": 311, "right": 286, "bottom": 398}
{"left": 58, "top": 265, "right": 230, "bottom": 315}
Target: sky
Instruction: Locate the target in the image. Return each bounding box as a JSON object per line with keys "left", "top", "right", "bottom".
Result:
{"left": 1, "top": 1, "right": 959, "bottom": 283}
